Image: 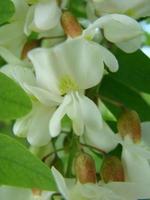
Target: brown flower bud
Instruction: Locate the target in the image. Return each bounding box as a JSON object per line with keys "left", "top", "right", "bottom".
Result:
{"left": 101, "top": 156, "right": 125, "bottom": 183}
{"left": 32, "top": 188, "right": 42, "bottom": 196}
{"left": 21, "top": 40, "right": 40, "bottom": 59}
{"left": 117, "top": 109, "right": 141, "bottom": 143}
{"left": 74, "top": 152, "right": 96, "bottom": 184}
{"left": 61, "top": 11, "right": 82, "bottom": 38}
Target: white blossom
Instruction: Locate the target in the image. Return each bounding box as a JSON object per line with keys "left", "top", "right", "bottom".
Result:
{"left": 27, "top": 37, "right": 118, "bottom": 151}
{"left": 0, "top": 0, "right": 64, "bottom": 56}
{"left": 24, "top": 0, "right": 62, "bottom": 35}
{"left": 0, "top": 47, "right": 57, "bottom": 147}
{"left": 91, "top": 0, "right": 150, "bottom": 19}
{"left": 0, "top": 186, "right": 53, "bottom": 200}
{"left": 83, "top": 14, "right": 143, "bottom": 53}
{"left": 116, "top": 122, "right": 150, "bottom": 183}
{"left": 52, "top": 167, "right": 150, "bottom": 200}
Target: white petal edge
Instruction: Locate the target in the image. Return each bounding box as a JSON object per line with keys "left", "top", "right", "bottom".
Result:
{"left": 28, "top": 38, "right": 104, "bottom": 93}
{"left": 51, "top": 167, "right": 69, "bottom": 200}
{"left": 141, "top": 121, "right": 150, "bottom": 146}
{"left": 98, "top": 44, "right": 119, "bottom": 72}
{"left": 49, "top": 94, "right": 71, "bottom": 137}
{"left": 0, "top": 186, "right": 33, "bottom": 200}
{"left": 34, "top": 0, "right": 61, "bottom": 31}
{"left": 106, "top": 182, "right": 150, "bottom": 200}
{"left": 24, "top": 84, "right": 62, "bottom": 106}
{"left": 66, "top": 92, "right": 84, "bottom": 136}
{"left": 122, "top": 146, "right": 150, "bottom": 182}
{"left": 0, "top": 65, "right": 36, "bottom": 89}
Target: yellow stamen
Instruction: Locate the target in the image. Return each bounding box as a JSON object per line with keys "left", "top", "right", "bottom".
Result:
{"left": 59, "top": 75, "right": 78, "bottom": 95}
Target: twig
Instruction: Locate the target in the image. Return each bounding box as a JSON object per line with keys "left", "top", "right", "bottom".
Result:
{"left": 80, "top": 143, "right": 106, "bottom": 155}
{"left": 99, "top": 95, "right": 124, "bottom": 108}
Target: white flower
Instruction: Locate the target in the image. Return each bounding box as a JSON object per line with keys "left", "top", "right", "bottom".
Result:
{"left": 0, "top": 36, "right": 118, "bottom": 151}
{"left": 13, "top": 101, "right": 56, "bottom": 146}
{"left": 27, "top": 37, "right": 118, "bottom": 152}
{"left": 24, "top": 0, "right": 62, "bottom": 35}
{"left": 51, "top": 167, "right": 150, "bottom": 200}
{"left": 0, "top": 0, "right": 28, "bottom": 56}
{"left": 91, "top": 0, "right": 150, "bottom": 19}
{"left": 116, "top": 122, "right": 150, "bottom": 183}
{"left": 0, "top": 47, "right": 57, "bottom": 147}
{"left": 0, "top": 0, "right": 64, "bottom": 56}
{"left": 83, "top": 120, "right": 118, "bottom": 153}
{"left": 83, "top": 14, "right": 143, "bottom": 53}
{"left": 0, "top": 186, "right": 52, "bottom": 200}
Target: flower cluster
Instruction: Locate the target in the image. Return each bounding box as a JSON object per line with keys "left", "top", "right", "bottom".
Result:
{"left": 0, "top": 0, "right": 150, "bottom": 200}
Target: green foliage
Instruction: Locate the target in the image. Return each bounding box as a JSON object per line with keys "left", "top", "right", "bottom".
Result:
{"left": 0, "top": 57, "right": 6, "bottom": 67}
{"left": 68, "top": 0, "right": 87, "bottom": 18}
{"left": 144, "top": 32, "right": 150, "bottom": 46}
{"left": 0, "top": 0, "right": 15, "bottom": 25}
{"left": 0, "top": 134, "right": 56, "bottom": 190}
{"left": 100, "top": 50, "right": 150, "bottom": 121}
{"left": 0, "top": 72, "right": 32, "bottom": 120}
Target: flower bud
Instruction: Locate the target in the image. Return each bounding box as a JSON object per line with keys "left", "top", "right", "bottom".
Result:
{"left": 21, "top": 40, "right": 40, "bottom": 59}
{"left": 117, "top": 109, "right": 141, "bottom": 143}
{"left": 74, "top": 152, "right": 96, "bottom": 183}
{"left": 101, "top": 156, "right": 125, "bottom": 183}
{"left": 32, "top": 188, "right": 42, "bottom": 197}
{"left": 61, "top": 11, "right": 82, "bottom": 38}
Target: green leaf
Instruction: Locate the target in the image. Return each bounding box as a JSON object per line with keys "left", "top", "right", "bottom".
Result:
{"left": 99, "top": 49, "right": 150, "bottom": 121}
{"left": 0, "top": 72, "right": 32, "bottom": 120}
{"left": 0, "top": 134, "right": 56, "bottom": 190}
{"left": 69, "top": 0, "right": 87, "bottom": 18}
{"left": 111, "top": 49, "right": 150, "bottom": 93}
{"left": 0, "top": 0, "right": 15, "bottom": 25}
{"left": 100, "top": 75, "right": 150, "bottom": 121}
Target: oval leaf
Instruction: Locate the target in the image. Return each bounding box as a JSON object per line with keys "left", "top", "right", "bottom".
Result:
{"left": 0, "top": 134, "right": 56, "bottom": 190}
{"left": 0, "top": 0, "right": 15, "bottom": 25}
{"left": 0, "top": 72, "right": 32, "bottom": 120}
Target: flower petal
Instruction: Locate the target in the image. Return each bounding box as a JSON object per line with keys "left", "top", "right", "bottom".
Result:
{"left": 141, "top": 121, "right": 150, "bottom": 146}
{"left": 28, "top": 38, "right": 104, "bottom": 93}
{"left": 102, "top": 14, "right": 143, "bottom": 53}
{"left": 0, "top": 21, "right": 26, "bottom": 56}
{"left": 84, "top": 14, "right": 143, "bottom": 53}
{"left": 13, "top": 114, "right": 31, "bottom": 137}
{"left": 51, "top": 167, "right": 69, "bottom": 200}
{"left": 0, "top": 65, "right": 35, "bottom": 89}
{"left": 122, "top": 146, "right": 150, "bottom": 182}
{"left": 24, "top": 6, "right": 35, "bottom": 36}
{"left": 14, "top": 102, "right": 55, "bottom": 147}
{"left": 93, "top": 0, "right": 150, "bottom": 19}
{"left": 34, "top": 0, "right": 61, "bottom": 31}
{"left": 11, "top": 0, "right": 28, "bottom": 20}
{"left": 0, "top": 186, "right": 33, "bottom": 200}
{"left": 0, "top": 47, "right": 22, "bottom": 65}
{"left": 66, "top": 93, "right": 84, "bottom": 136}
{"left": 106, "top": 182, "right": 150, "bottom": 200}
{"left": 98, "top": 45, "right": 119, "bottom": 72}
{"left": 24, "top": 84, "right": 62, "bottom": 106}
{"left": 49, "top": 94, "right": 71, "bottom": 137}
{"left": 28, "top": 46, "right": 60, "bottom": 94}
{"left": 115, "top": 36, "right": 142, "bottom": 53}
{"left": 27, "top": 103, "right": 55, "bottom": 147}
{"left": 77, "top": 93, "right": 103, "bottom": 129}
{"left": 84, "top": 120, "right": 118, "bottom": 152}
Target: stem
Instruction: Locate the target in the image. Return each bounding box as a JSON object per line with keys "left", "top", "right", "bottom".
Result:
{"left": 51, "top": 192, "right": 64, "bottom": 200}
{"left": 61, "top": 130, "right": 70, "bottom": 134}
{"left": 65, "top": 134, "right": 80, "bottom": 177}
{"left": 99, "top": 95, "right": 124, "bottom": 108}
{"left": 42, "top": 148, "right": 64, "bottom": 162}
{"left": 41, "top": 35, "right": 65, "bottom": 40}
{"left": 80, "top": 143, "right": 106, "bottom": 155}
